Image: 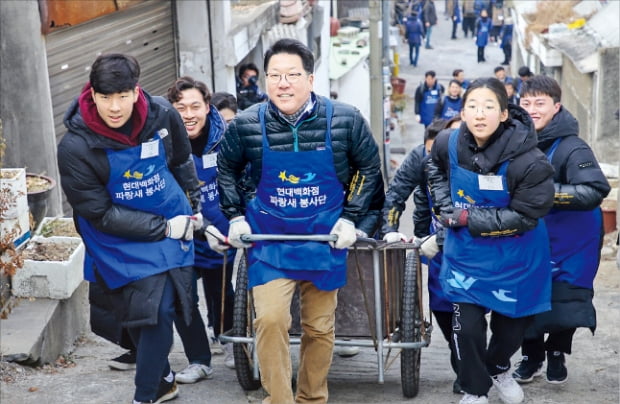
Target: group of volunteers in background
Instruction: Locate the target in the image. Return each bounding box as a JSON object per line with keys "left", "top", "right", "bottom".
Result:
{"left": 401, "top": 0, "right": 515, "bottom": 70}
{"left": 57, "top": 26, "right": 609, "bottom": 404}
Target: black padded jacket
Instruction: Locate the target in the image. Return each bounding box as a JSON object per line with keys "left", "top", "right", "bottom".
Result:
{"left": 537, "top": 106, "right": 610, "bottom": 210}
{"left": 217, "top": 94, "right": 382, "bottom": 224}
{"left": 58, "top": 91, "right": 202, "bottom": 241}
{"left": 381, "top": 144, "right": 426, "bottom": 236}
{"left": 427, "top": 104, "right": 555, "bottom": 237}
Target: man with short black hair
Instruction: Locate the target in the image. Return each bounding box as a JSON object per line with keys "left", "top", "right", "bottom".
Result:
{"left": 217, "top": 38, "right": 382, "bottom": 403}
{"left": 415, "top": 70, "right": 445, "bottom": 127}
{"left": 58, "top": 53, "right": 203, "bottom": 404}
{"left": 513, "top": 75, "right": 610, "bottom": 386}
{"left": 236, "top": 62, "right": 268, "bottom": 110}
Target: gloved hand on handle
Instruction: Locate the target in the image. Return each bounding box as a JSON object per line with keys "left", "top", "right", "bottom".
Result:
{"left": 383, "top": 232, "right": 409, "bottom": 243}
{"left": 438, "top": 207, "right": 468, "bottom": 228}
{"left": 166, "top": 215, "right": 194, "bottom": 240}
{"left": 329, "top": 218, "right": 357, "bottom": 249}
{"left": 227, "top": 216, "right": 252, "bottom": 248}
{"left": 190, "top": 212, "right": 204, "bottom": 231}
{"left": 414, "top": 235, "right": 440, "bottom": 259}
{"left": 205, "top": 225, "right": 230, "bottom": 253}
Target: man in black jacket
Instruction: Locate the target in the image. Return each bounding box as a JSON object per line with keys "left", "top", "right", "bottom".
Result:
{"left": 217, "top": 38, "right": 381, "bottom": 403}
{"left": 58, "top": 54, "right": 202, "bottom": 404}
{"left": 513, "top": 75, "right": 610, "bottom": 385}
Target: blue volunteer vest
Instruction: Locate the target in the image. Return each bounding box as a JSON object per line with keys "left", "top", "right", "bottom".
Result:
{"left": 420, "top": 84, "right": 441, "bottom": 126}
{"left": 439, "top": 130, "right": 551, "bottom": 317}
{"left": 78, "top": 130, "right": 194, "bottom": 289}
{"left": 422, "top": 147, "right": 452, "bottom": 312}
{"left": 476, "top": 18, "right": 492, "bottom": 47}
{"left": 425, "top": 194, "right": 452, "bottom": 312}
{"left": 440, "top": 96, "right": 463, "bottom": 121}
{"left": 192, "top": 116, "right": 235, "bottom": 269}
{"left": 245, "top": 101, "right": 347, "bottom": 291}
{"left": 544, "top": 138, "right": 602, "bottom": 288}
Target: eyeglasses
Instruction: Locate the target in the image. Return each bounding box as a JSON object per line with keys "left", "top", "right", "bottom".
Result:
{"left": 464, "top": 105, "right": 499, "bottom": 115}
{"left": 265, "top": 72, "right": 304, "bottom": 84}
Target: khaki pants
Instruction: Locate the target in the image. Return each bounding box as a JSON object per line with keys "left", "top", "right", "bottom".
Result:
{"left": 253, "top": 278, "right": 338, "bottom": 404}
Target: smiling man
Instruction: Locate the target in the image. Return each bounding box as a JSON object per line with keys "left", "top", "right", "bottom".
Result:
{"left": 513, "top": 75, "right": 610, "bottom": 386}
{"left": 217, "top": 38, "right": 382, "bottom": 403}
{"left": 167, "top": 76, "right": 238, "bottom": 379}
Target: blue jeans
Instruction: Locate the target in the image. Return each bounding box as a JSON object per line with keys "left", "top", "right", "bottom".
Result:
{"left": 174, "top": 269, "right": 212, "bottom": 365}
{"left": 425, "top": 25, "right": 433, "bottom": 47}
{"left": 129, "top": 275, "right": 176, "bottom": 402}
{"left": 408, "top": 42, "right": 420, "bottom": 66}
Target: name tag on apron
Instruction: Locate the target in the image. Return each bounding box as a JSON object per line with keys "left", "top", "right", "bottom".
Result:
{"left": 141, "top": 139, "right": 160, "bottom": 159}
{"left": 202, "top": 153, "right": 217, "bottom": 168}
{"left": 478, "top": 174, "right": 503, "bottom": 191}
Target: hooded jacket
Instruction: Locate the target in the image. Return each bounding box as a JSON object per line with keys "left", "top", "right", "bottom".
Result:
{"left": 537, "top": 106, "right": 610, "bottom": 210}
{"left": 427, "top": 104, "right": 555, "bottom": 237}
{"left": 217, "top": 94, "right": 382, "bottom": 225}
{"left": 59, "top": 86, "right": 202, "bottom": 240}
{"left": 58, "top": 86, "right": 201, "bottom": 326}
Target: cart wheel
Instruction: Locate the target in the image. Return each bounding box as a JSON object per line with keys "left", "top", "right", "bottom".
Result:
{"left": 232, "top": 255, "right": 262, "bottom": 391}
{"left": 400, "top": 252, "right": 421, "bottom": 398}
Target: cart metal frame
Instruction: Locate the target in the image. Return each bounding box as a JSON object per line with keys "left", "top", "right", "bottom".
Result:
{"left": 219, "top": 235, "right": 432, "bottom": 398}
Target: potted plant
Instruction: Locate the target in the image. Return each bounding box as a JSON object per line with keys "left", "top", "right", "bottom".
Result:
{"left": 35, "top": 217, "right": 80, "bottom": 239}
{"left": 12, "top": 236, "right": 84, "bottom": 299}
{"left": 26, "top": 173, "right": 56, "bottom": 229}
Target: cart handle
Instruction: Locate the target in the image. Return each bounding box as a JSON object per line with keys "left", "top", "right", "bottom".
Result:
{"left": 240, "top": 234, "right": 337, "bottom": 242}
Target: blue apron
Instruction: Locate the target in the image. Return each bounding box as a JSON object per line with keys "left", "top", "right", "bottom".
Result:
{"left": 245, "top": 101, "right": 347, "bottom": 291}
{"left": 440, "top": 130, "right": 551, "bottom": 317}
{"left": 544, "top": 138, "right": 602, "bottom": 288}
{"left": 78, "top": 131, "right": 194, "bottom": 289}
{"left": 192, "top": 121, "right": 235, "bottom": 269}
{"left": 420, "top": 84, "right": 441, "bottom": 126}
{"left": 422, "top": 148, "right": 452, "bottom": 312}
{"left": 440, "top": 97, "right": 463, "bottom": 121}
{"left": 476, "top": 18, "right": 492, "bottom": 47}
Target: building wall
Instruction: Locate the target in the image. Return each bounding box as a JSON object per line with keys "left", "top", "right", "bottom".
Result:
{"left": 559, "top": 55, "right": 593, "bottom": 143}
{"left": 594, "top": 47, "right": 620, "bottom": 165}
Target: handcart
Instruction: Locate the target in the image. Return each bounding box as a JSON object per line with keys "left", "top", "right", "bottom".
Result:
{"left": 219, "top": 235, "right": 432, "bottom": 398}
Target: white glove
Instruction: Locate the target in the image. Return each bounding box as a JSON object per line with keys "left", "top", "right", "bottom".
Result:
{"left": 415, "top": 235, "right": 440, "bottom": 259}
{"left": 205, "top": 225, "right": 230, "bottom": 253}
{"left": 191, "top": 212, "right": 204, "bottom": 231}
{"left": 329, "top": 218, "right": 357, "bottom": 249}
{"left": 166, "top": 215, "right": 194, "bottom": 240}
{"left": 415, "top": 114, "right": 421, "bottom": 123}
{"left": 383, "top": 232, "right": 409, "bottom": 243}
{"left": 228, "top": 216, "right": 252, "bottom": 248}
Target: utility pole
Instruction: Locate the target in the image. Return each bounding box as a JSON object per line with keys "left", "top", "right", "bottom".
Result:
{"left": 368, "top": 0, "right": 386, "bottom": 183}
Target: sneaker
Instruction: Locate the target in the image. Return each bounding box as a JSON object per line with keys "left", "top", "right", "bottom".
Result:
{"left": 210, "top": 337, "right": 224, "bottom": 355}
{"left": 492, "top": 371, "right": 524, "bottom": 404}
{"left": 453, "top": 378, "right": 464, "bottom": 394}
{"left": 223, "top": 343, "right": 235, "bottom": 369}
{"left": 133, "top": 377, "right": 178, "bottom": 403}
{"left": 546, "top": 351, "right": 568, "bottom": 384}
{"left": 175, "top": 363, "right": 214, "bottom": 384}
{"left": 108, "top": 351, "right": 136, "bottom": 371}
{"left": 512, "top": 356, "right": 543, "bottom": 383}
{"left": 460, "top": 393, "right": 488, "bottom": 404}
{"left": 335, "top": 346, "right": 360, "bottom": 358}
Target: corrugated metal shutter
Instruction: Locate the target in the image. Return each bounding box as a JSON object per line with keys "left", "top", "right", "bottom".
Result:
{"left": 46, "top": 0, "right": 177, "bottom": 143}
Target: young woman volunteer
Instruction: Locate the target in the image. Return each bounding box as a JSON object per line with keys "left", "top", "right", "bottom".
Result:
{"left": 426, "top": 77, "right": 555, "bottom": 404}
